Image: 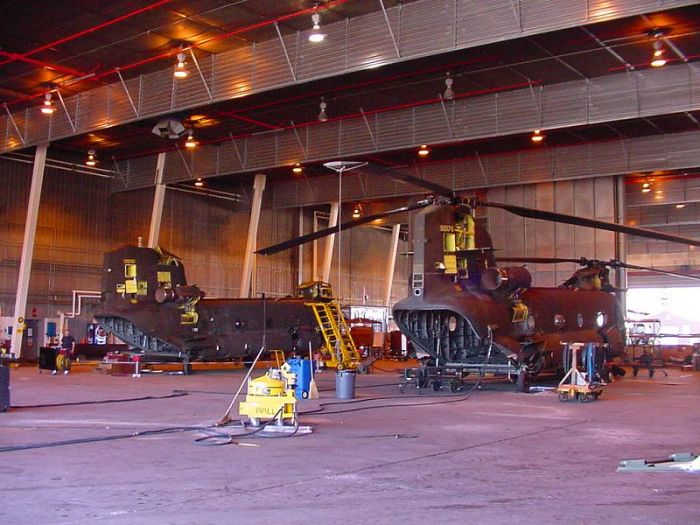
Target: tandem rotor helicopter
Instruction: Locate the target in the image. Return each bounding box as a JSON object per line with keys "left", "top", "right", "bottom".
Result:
{"left": 256, "top": 163, "right": 700, "bottom": 390}
{"left": 94, "top": 162, "right": 700, "bottom": 387}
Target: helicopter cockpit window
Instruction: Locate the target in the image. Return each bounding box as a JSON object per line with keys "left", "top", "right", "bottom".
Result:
{"left": 448, "top": 316, "right": 458, "bottom": 332}
{"left": 596, "top": 312, "right": 607, "bottom": 328}
{"left": 553, "top": 314, "right": 566, "bottom": 329}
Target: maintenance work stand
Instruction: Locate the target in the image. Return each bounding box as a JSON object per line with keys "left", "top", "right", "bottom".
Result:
{"left": 557, "top": 342, "right": 605, "bottom": 402}
{"left": 299, "top": 281, "right": 362, "bottom": 371}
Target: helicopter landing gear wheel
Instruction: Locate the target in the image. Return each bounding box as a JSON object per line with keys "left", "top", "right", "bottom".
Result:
{"left": 516, "top": 368, "right": 530, "bottom": 393}
{"left": 579, "top": 393, "right": 593, "bottom": 403}
{"left": 432, "top": 380, "right": 443, "bottom": 391}
{"left": 558, "top": 391, "right": 569, "bottom": 402}
{"left": 450, "top": 380, "right": 461, "bottom": 393}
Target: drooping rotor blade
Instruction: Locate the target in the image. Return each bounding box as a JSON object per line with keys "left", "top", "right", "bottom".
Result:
{"left": 479, "top": 200, "right": 700, "bottom": 249}
{"left": 498, "top": 256, "right": 583, "bottom": 265}
{"left": 610, "top": 260, "right": 700, "bottom": 282}
{"left": 361, "top": 164, "right": 455, "bottom": 198}
{"left": 256, "top": 199, "right": 432, "bottom": 256}
{"left": 498, "top": 256, "right": 700, "bottom": 282}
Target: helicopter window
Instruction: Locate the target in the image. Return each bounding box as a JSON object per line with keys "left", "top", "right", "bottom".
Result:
{"left": 448, "top": 316, "right": 457, "bottom": 332}
{"left": 596, "top": 312, "right": 607, "bottom": 328}
{"left": 527, "top": 315, "right": 536, "bottom": 333}
{"left": 554, "top": 314, "right": 566, "bottom": 328}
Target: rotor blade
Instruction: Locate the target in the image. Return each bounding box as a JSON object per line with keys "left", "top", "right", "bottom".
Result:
{"left": 256, "top": 200, "right": 431, "bottom": 256}
{"left": 499, "top": 256, "right": 700, "bottom": 282}
{"left": 480, "top": 200, "right": 700, "bottom": 248}
{"left": 610, "top": 261, "right": 700, "bottom": 282}
{"left": 498, "top": 256, "right": 583, "bottom": 265}
{"left": 361, "top": 164, "right": 455, "bottom": 198}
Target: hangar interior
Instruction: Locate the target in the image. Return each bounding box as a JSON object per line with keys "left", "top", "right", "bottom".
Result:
{"left": 1, "top": 1, "right": 700, "bottom": 523}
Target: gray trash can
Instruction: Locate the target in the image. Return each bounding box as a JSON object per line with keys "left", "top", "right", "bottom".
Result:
{"left": 335, "top": 370, "right": 356, "bottom": 399}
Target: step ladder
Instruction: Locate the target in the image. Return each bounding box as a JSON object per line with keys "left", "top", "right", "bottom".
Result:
{"left": 308, "top": 301, "right": 361, "bottom": 370}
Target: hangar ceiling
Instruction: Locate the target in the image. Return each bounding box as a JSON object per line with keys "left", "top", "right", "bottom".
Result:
{"left": 1, "top": 0, "right": 700, "bottom": 279}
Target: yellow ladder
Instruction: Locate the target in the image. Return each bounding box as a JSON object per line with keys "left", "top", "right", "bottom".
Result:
{"left": 308, "top": 301, "right": 361, "bottom": 370}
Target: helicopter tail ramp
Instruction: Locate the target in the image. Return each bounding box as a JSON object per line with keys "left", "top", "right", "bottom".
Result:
{"left": 95, "top": 316, "right": 181, "bottom": 357}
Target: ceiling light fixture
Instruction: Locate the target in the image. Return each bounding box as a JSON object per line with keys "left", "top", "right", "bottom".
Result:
{"left": 318, "top": 97, "right": 328, "bottom": 122}
{"left": 85, "top": 149, "right": 97, "bottom": 167}
{"left": 185, "top": 129, "right": 197, "bottom": 148}
{"left": 418, "top": 144, "right": 430, "bottom": 157}
{"left": 649, "top": 29, "right": 668, "bottom": 68}
{"left": 174, "top": 50, "right": 189, "bottom": 79}
{"left": 443, "top": 72, "right": 455, "bottom": 100}
{"left": 41, "top": 92, "right": 55, "bottom": 115}
{"left": 309, "top": 6, "right": 325, "bottom": 43}
{"left": 194, "top": 177, "right": 204, "bottom": 187}
{"left": 292, "top": 163, "right": 303, "bottom": 174}
{"left": 641, "top": 179, "right": 652, "bottom": 193}
{"left": 531, "top": 129, "right": 544, "bottom": 143}
{"left": 352, "top": 204, "right": 362, "bottom": 219}
{"left": 675, "top": 203, "right": 686, "bottom": 209}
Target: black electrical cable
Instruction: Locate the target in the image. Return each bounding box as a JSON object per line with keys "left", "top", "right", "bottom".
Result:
{"left": 0, "top": 425, "right": 206, "bottom": 453}
{"left": 10, "top": 390, "right": 188, "bottom": 409}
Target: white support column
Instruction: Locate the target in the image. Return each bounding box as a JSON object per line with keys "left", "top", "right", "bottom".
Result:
{"left": 297, "top": 207, "right": 304, "bottom": 285}
{"left": 240, "top": 174, "right": 267, "bottom": 298}
{"left": 384, "top": 224, "right": 401, "bottom": 307}
{"left": 320, "top": 202, "right": 339, "bottom": 283}
{"left": 147, "top": 152, "right": 167, "bottom": 248}
{"left": 11, "top": 144, "right": 48, "bottom": 359}
{"left": 615, "top": 175, "right": 627, "bottom": 313}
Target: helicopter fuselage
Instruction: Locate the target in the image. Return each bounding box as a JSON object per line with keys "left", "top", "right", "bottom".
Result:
{"left": 394, "top": 276, "right": 625, "bottom": 374}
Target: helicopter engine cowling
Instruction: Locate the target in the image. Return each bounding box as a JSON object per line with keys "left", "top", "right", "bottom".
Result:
{"left": 481, "top": 266, "right": 532, "bottom": 294}
{"left": 155, "top": 284, "right": 203, "bottom": 304}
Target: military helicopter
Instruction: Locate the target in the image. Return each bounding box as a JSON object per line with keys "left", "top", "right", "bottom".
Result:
{"left": 93, "top": 244, "right": 325, "bottom": 366}
{"left": 257, "top": 164, "right": 700, "bottom": 390}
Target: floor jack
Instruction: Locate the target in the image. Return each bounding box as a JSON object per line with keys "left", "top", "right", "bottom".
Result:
{"left": 557, "top": 342, "right": 604, "bottom": 403}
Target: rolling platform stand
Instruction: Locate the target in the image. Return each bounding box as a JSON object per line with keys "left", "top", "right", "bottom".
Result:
{"left": 557, "top": 342, "right": 605, "bottom": 402}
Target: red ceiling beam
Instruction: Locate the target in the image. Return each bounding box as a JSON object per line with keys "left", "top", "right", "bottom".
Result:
{"left": 0, "top": 50, "right": 91, "bottom": 78}
{"left": 0, "top": 0, "right": 175, "bottom": 69}
{"left": 92, "top": 0, "right": 350, "bottom": 80}
{"left": 1, "top": 1, "right": 348, "bottom": 107}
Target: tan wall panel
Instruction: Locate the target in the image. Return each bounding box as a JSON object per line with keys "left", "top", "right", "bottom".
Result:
{"left": 488, "top": 177, "right": 617, "bottom": 287}
{"left": 0, "top": 158, "right": 410, "bottom": 319}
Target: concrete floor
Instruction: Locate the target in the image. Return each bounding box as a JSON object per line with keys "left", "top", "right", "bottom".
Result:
{"left": 1, "top": 362, "right": 699, "bottom": 525}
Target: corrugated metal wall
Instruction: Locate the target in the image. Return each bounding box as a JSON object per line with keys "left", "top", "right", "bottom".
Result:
{"left": 272, "top": 129, "right": 700, "bottom": 208}
{"left": 112, "top": 64, "right": 700, "bottom": 192}
{"left": 626, "top": 175, "right": 700, "bottom": 287}
{"left": 5, "top": 0, "right": 693, "bottom": 155}
{"left": 0, "top": 157, "right": 110, "bottom": 317}
{"left": 0, "top": 159, "right": 408, "bottom": 318}
{"left": 291, "top": 206, "right": 410, "bottom": 305}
